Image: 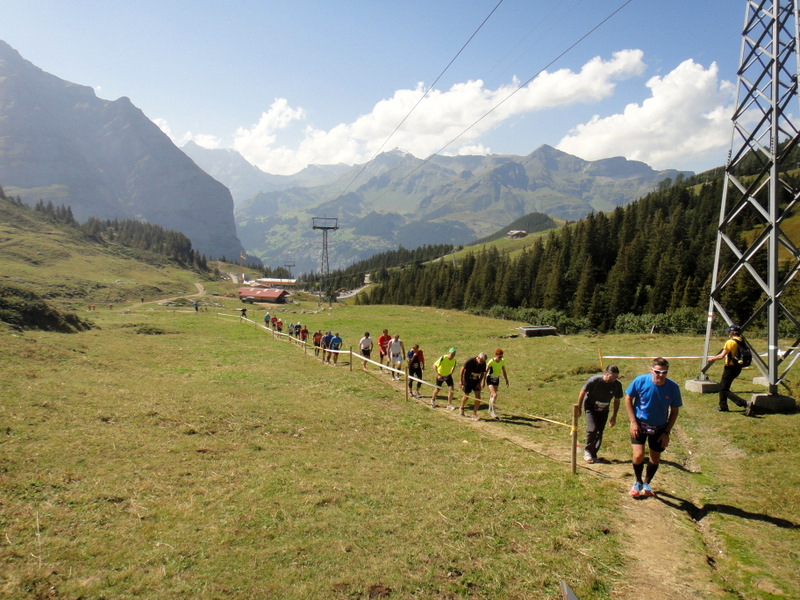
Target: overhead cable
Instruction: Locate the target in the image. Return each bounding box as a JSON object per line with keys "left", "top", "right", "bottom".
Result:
{"left": 332, "top": 0, "right": 507, "bottom": 201}
{"left": 395, "top": 0, "right": 637, "bottom": 184}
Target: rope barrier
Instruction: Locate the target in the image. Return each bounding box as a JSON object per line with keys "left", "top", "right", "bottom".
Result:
{"left": 601, "top": 354, "right": 705, "bottom": 360}
{"left": 522, "top": 413, "right": 573, "bottom": 429}
{"left": 219, "top": 312, "right": 582, "bottom": 473}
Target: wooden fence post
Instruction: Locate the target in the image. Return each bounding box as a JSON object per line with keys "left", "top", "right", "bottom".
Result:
{"left": 572, "top": 403, "right": 580, "bottom": 475}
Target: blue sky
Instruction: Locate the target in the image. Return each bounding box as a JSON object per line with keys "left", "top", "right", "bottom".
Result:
{"left": 5, "top": 0, "right": 743, "bottom": 175}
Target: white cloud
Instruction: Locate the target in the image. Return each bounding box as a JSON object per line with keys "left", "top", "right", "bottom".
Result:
{"left": 153, "top": 117, "right": 175, "bottom": 139}
{"left": 556, "top": 59, "right": 735, "bottom": 171}
{"left": 154, "top": 118, "right": 223, "bottom": 150}
{"left": 188, "top": 133, "right": 223, "bottom": 149}
{"left": 232, "top": 50, "right": 647, "bottom": 175}
{"left": 232, "top": 98, "right": 306, "bottom": 171}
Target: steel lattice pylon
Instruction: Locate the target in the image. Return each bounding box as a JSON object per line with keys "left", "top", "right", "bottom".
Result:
{"left": 700, "top": 0, "right": 800, "bottom": 398}
{"left": 312, "top": 217, "right": 338, "bottom": 306}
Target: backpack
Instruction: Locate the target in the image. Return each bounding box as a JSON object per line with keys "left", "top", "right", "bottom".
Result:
{"left": 736, "top": 338, "right": 752, "bottom": 367}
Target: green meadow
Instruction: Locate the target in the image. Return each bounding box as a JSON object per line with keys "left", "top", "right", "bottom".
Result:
{"left": 1, "top": 293, "right": 798, "bottom": 599}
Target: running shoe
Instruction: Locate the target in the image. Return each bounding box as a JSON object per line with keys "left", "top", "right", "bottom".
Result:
{"left": 447, "top": 405, "right": 456, "bottom": 411}
{"left": 642, "top": 483, "right": 655, "bottom": 497}
{"left": 459, "top": 410, "right": 466, "bottom": 418}
{"left": 583, "top": 451, "right": 596, "bottom": 464}
{"left": 470, "top": 415, "right": 479, "bottom": 421}
{"left": 430, "top": 401, "right": 438, "bottom": 408}
{"left": 629, "top": 482, "right": 643, "bottom": 497}
{"left": 489, "top": 405, "right": 498, "bottom": 419}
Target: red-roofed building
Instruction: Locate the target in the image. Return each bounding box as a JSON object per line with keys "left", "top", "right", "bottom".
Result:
{"left": 238, "top": 287, "right": 289, "bottom": 304}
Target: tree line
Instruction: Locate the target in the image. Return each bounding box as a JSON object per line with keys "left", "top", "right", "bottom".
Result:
{"left": 354, "top": 172, "right": 800, "bottom": 333}
{"left": 6, "top": 194, "right": 212, "bottom": 272}
{"left": 298, "top": 243, "right": 456, "bottom": 293}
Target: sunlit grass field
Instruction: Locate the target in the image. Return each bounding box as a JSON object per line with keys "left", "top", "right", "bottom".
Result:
{"left": 1, "top": 297, "right": 798, "bottom": 599}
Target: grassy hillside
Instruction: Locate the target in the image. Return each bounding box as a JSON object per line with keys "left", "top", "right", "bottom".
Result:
{"left": 2, "top": 298, "right": 798, "bottom": 599}
{"left": 0, "top": 196, "right": 220, "bottom": 311}
{"left": 1, "top": 195, "right": 798, "bottom": 599}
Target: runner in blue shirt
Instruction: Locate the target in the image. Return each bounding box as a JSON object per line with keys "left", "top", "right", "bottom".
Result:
{"left": 624, "top": 357, "right": 682, "bottom": 498}
{"left": 321, "top": 331, "right": 333, "bottom": 364}
{"left": 329, "top": 332, "right": 343, "bottom": 366}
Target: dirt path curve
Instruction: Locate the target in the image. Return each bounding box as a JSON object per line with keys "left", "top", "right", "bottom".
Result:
{"left": 395, "top": 388, "right": 726, "bottom": 600}
{"left": 481, "top": 419, "right": 724, "bottom": 599}
{"left": 131, "top": 282, "right": 206, "bottom": 308}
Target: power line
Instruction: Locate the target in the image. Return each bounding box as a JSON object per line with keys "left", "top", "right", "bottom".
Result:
{"left": 398, "top": 0, "right": 638, "bottom": 184}
{"left": 310, "top": 0, "right": 636, "bottom": 276}
{"left": 332, "top": 0, "right": 507, "bottom": 201}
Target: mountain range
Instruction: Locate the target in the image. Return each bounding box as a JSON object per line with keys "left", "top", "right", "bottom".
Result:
{"left": 0, "top": 40, "right": 246, "bottom": 261}
{"left": 0, "top": 38, "right": 693, "bottom": 275}
{"left": 187, "top": 143, "right": 692, "bottom": 274}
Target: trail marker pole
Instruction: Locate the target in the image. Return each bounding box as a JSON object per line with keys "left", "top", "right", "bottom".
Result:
{"left": 571, "top": 404, "right": 580, "bottom": 475}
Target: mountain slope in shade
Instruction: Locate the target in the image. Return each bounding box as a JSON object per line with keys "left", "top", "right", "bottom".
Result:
{"left": 0, "top": 40, "right": 246, "bottom": 261}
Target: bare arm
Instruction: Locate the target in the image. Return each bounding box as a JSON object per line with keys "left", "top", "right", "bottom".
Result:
{"left": 610, "top": 396, "right": 620, "bottom": 427}
{"left": 625, "top": 394, "right": 640, "bottom": 438}
{"left": 658, "top": 406, "right": 679, "bottom": 449}
{"left": 708, "top": 347, "right": 729, "bottom": 363}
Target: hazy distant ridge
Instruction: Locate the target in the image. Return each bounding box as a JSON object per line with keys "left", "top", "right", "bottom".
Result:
{"left": 199, "top": 145, "right": 692, "bottom": 273}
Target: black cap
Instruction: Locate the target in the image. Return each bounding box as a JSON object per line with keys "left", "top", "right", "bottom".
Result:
{"left": 729, "top": 324, "right": 741, "bottom": 332}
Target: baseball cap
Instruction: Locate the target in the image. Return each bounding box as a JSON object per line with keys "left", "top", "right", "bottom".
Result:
{"left": 449, "top": 347, "right": 456, "bottom": 354}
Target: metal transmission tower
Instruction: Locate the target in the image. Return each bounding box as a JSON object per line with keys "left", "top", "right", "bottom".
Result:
{"left": 692, "top": 0, "right": 800, "bottom": 413}
{"left": 283, "top": 261, "right": 295, "bottom": 278}
{"left": 312, "top": 217, "right": 338, "bottom": 306}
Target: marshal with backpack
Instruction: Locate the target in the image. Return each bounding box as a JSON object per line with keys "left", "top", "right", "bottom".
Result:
{"left": 735, "top": 335, "right": 752, "bottom": 367}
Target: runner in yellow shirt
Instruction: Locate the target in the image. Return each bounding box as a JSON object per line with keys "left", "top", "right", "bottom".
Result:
{"left": 431, "top": 348, "right": 457, "bottom": 409}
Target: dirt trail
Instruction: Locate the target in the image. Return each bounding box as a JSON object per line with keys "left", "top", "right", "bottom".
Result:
{"left": 485, "top": 420, "right": 723, "bottom": 599}
{"left": 399, "top": 389, "right": 726, "bottom": 600}
{"left": 131, "top": 282, "right": 206, "bottom": 307}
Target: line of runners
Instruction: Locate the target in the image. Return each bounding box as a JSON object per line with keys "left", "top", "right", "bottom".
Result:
{"left": 355, "top": 329, "right": 510, "bottom": 421}
{"left": 257, "top": 313, "right": 681, "bottom": 498}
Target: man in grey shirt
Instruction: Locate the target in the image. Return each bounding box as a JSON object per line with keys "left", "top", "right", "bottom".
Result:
{"left": 578, "top": 364, "right": 623, "bottom": 464}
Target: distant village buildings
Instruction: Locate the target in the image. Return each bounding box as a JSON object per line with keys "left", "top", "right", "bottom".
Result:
{"left": 237, "top": 278, "right": 296, "bottom": 303}
{"left": 506, "top": 230, "right": 528, "bottom": 240}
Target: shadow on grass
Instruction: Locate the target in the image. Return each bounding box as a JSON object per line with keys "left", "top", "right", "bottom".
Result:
{"left": 498, "top": 414, "right": 545, "bottom": 429}
{"left": 656, "top": 491, "right": 800, "bottom": 529}
{"left": 593, "top": 457, "right": 632, "bottom": 466}
{"left": 656, "top": 459, "right": 698, "bottom": 475}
